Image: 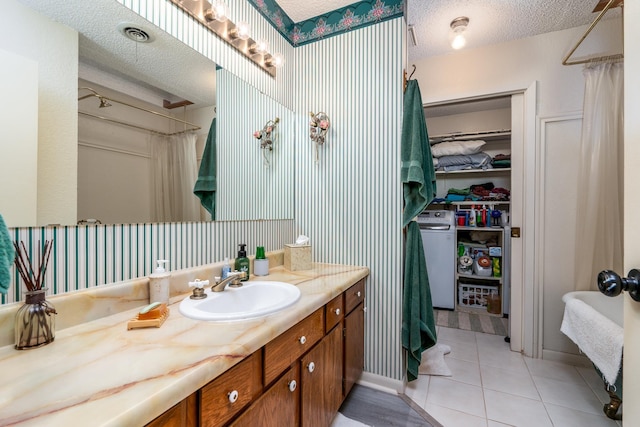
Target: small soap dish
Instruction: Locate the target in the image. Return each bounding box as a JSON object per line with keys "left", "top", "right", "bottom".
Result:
{"left": 127, "top": 303, "right": 170, "bottom": 330}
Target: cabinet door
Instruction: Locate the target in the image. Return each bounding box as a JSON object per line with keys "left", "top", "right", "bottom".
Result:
{"left": 145, "top": 393, "right": 197, "bottom": 427}
{"left": 230, "top": 364, "right": 300, "bottom": 427}
{"left": 301, "top": 326, "right": 343, "bottom": 427}
{"left": 343, "top": 303, "right": 364, "bottom": 398}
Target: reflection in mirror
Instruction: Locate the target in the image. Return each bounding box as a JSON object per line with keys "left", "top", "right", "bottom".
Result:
{"left": 77, "top": 77, "right": 215, "bottom": 224}
{"left": 5, "top": 0, "right": 295, "bottom": 227}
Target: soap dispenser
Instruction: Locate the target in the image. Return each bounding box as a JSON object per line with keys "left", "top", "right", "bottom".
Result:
{"left": 149, "top": 260, "right": 170, "bottom": 304}
{"left": 234, "top": 244, "right": 250, "bottom": 281}
{"left": 254, "top": 246, "right": 269, "bottom": 276}
{"left": 221, "top": 257, "right": 231, "bottom": 279}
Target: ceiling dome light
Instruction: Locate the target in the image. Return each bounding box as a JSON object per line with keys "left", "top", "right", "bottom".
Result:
{"left": 449, "top": 16, "right": 469, "bottom": 50}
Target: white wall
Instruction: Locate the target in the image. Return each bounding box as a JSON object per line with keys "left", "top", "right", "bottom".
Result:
{"left": 0, "top": 49, "right": 38, "bottom": 227}
{"left": 0, "top": 0, "right": 78, "bottom": 226}
{"left": 413, "top": 18, "right": 623, "bottom": 357}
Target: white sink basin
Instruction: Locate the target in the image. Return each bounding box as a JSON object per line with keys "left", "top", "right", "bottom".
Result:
{"left": 179, "top": 281, "right": 301, "bottom": 321}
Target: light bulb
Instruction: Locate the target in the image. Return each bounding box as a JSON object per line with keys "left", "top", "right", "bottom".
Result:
{"left": 451, "top": 32, "right": 466, "bottom": 50}
{"left": 267, "top": 53, "right": 284, "bottom": 68}
{"left": 449, "top": 17, "right": 469, "bottom": 50}
{"left": 213, "top": 1, "right": 228, "bottom": 22}
{"left": 251, "top": 39, "right": 269, "bottom": 54}
{"left": 236, "top": 21, "right": 250, "bottom": 40}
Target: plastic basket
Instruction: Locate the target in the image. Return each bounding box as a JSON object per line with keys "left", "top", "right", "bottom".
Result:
{"left": 458, "top": 283, "right": 498, "bottom": 309}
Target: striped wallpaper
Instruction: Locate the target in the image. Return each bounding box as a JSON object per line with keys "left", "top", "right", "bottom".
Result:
{"left": 216, "top": 69, "right": 295, "bottom": 221}
{"left": 294, "top": 19, "right": 405, "bottom": 380}
{"left": 2, "top": 220, "right": 295, "bottom": 305}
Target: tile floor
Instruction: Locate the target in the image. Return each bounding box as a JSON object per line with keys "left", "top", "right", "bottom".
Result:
{"left": 404, "top": 326, "right": 622, "bottom": 427}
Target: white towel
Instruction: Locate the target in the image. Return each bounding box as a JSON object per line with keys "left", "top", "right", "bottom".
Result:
{"left": 419, "top": 343, "right": 452, "bottom": 376}
{"left": 560, "top": 298, "right": 623, "bottom": 385}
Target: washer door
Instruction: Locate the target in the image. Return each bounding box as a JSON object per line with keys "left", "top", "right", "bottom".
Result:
{"left": 420, "top": 230, "right": 455, "bottom": 309}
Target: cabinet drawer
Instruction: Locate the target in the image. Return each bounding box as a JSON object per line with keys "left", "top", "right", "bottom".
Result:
{"left": 264, "top": 308, "right": 324, "bottom": 386}
{"left": 324, "top": 294, "right": 344, "bottom": 332}
{"left": 200, "top": 352, "right": 262, "bottom": 427}
{"left": 344, "top": 280, "right": 365, "bottom": 314}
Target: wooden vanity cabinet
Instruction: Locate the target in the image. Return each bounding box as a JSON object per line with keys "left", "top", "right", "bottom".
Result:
{"left": 146, "top": 279, "right": 366, "bottom": 427}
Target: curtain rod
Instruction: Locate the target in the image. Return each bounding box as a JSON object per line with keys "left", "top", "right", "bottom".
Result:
{"left": 77, "top": 87, "right": 202, "bottom": 135}
{"left": 562, "top": 0, "right": 624, "bottom": 66}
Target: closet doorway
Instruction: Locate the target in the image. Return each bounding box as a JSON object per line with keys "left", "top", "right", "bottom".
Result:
{"left": 423, "top": 83, "right": 537, "bottom": 357}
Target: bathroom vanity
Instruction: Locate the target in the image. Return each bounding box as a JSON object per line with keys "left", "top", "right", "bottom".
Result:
{"left": 0, "top": 262, "right": 368, "bottom": 426}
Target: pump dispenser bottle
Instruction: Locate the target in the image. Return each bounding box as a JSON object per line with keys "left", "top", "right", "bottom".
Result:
{"left": 234, "top": 244, "right": 250, "bottom": 281}
{"left": 254, "top": 246, "right": 269, "bottom": 276}
{"left": 221, "top": 257, "right": 231, "bottom": 279}
{"left": 149, "top": 260, "right": 170, "bottom": 304}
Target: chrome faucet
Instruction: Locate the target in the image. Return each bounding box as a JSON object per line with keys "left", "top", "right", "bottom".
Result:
{"left": 211, "top": 271, "right": 246, "bottom": 292}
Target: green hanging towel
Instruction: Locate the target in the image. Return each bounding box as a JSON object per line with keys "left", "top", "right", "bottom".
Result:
{"left": 0, "top": 213, "right": 15, "bottom": 294}
{"left": 401, "top": 80, "right": 437, "bottom": 381}
{"left": 194, "top": 118, "right": 217, "bottom": 220}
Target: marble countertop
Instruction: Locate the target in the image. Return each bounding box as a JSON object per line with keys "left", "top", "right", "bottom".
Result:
{"left": 0, "top": 263, "right": 369, "bottom": 427}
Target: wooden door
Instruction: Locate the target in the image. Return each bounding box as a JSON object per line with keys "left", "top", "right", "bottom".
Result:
{"left": 230, "top": 364, "right": 300, "bottom": 427}
{"left": 301, "top": 326, "right": 342, "bottom": 426}
{"left": 343, "top": 303, "right": 364, "bottom": 398}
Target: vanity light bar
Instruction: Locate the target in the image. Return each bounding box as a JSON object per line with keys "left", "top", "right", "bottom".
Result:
{"left": 169, "top": 0, "right": 277, "bottom": 78}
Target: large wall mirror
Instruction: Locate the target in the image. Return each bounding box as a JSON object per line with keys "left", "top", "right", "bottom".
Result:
{"left": 4, "top": 0, "right": 294, "bottom": 227}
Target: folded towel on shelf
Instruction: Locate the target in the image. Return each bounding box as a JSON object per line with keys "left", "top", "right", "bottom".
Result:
{"left": 436, "top": 152, "right": 493, "bottom": 171}
{"left": 560, "top": 298, "right": 623, "bottom": 385}
{"left": 0, "top": 214, "right": 15, "bottom": 294}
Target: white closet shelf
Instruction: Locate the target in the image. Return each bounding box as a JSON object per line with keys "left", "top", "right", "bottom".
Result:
{"left": 430, "top": 129, "right": 511, "bottom": 144}
{"left": 431, "top": 201, "right": 510, "bottom": 208}
{"left": 435, "top": 168, "right": 511, "bottom": 175}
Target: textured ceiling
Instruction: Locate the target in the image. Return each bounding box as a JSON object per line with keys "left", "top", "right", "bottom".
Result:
{"left": 14, "top": 0, "right": 621, "bottom": 110}
{"left": 276, "top": 0, "right": 357, "bottom": 22}
{"left": 406, "top": 0, "right": 621, "bottom": 60}
{"left": 16, "top": 0, "right": 216, "bottom": 109}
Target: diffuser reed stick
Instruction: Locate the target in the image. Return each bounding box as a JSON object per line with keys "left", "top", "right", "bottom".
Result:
{"left": 13, "top": 240, "right": 53, "bottom": 291}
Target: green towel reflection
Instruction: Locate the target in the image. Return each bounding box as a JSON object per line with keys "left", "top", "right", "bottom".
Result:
{"left": 194, "top": 118, "right": 217, "bottom": 220}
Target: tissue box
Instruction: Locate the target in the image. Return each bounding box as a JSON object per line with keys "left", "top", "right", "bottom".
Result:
{"left": 284, "top": 244, "right": 312, "bottom": 271}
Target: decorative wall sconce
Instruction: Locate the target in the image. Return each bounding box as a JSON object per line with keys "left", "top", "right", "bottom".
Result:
{"left": 170, "top": 0, "right": 283, "bottom": 77}
{"left": 254, "top": 117, "right": 279, "bottom": 168}
{"left": 309, "top": 111, "right": 330, "bottom": 163}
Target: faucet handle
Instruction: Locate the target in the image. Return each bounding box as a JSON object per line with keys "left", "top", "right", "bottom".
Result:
{"left": 189, "top": 279, "right": 209, "bottom": 289}
{"left": 188, "top": 279, "right": 209, "bottom": 300}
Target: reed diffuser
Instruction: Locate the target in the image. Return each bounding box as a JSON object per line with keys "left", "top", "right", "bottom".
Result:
{"left": 13, "top": 240, "right": 57, "bottom": 350}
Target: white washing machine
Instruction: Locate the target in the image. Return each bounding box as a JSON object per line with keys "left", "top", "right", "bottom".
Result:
{"left": 418, "top": 210, "right": 456, "bottom": 310}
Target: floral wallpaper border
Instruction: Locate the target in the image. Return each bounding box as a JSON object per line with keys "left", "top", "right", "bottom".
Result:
{"left": 248, "top": 0, "right": 405, "bottom": 46}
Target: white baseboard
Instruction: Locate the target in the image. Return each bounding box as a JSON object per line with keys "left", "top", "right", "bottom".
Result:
{"left": 357, "top": 371, "right": 404, "bottom": 395}
{"left": 542, "top": 348, "right": 592, "bottom": 368}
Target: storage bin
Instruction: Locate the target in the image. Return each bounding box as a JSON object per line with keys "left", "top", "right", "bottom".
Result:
{"left": 458, "top": 283, "right": 499, "bottom": 309}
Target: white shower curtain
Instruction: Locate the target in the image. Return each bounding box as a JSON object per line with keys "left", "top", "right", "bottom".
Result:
{"left": 151, "top": 132, "right": 201, "bottom": 222}
{"left": 574, "top": 61, "right": 624, "bottom": 291}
